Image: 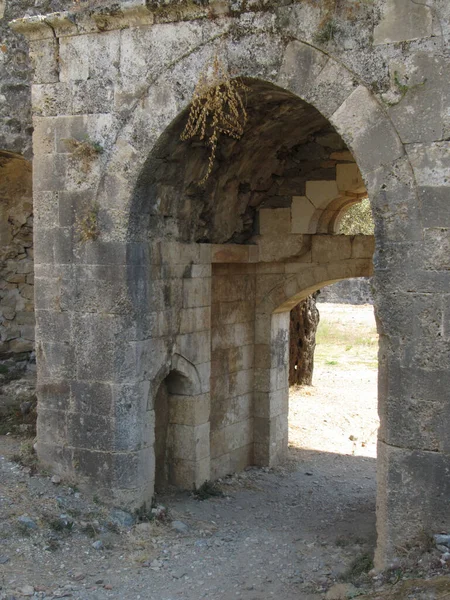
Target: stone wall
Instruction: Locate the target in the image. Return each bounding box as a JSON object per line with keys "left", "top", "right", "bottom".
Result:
{"left": 0, "top": 0, "right": 69, "bottom": 158}
{"left": 318, "top": 277, "right": 373, "bottom": 305}
{"left": 0, "top": 0, "right": 69, "bottom": 363}
{"left": 8, "top": 0, "right": 450, "bottom": 569}
{"left": 210, "top": 263, "right": 255, "bottom": 479}
{"left": 0, "top": 151, "right": 34, "bottom": 360}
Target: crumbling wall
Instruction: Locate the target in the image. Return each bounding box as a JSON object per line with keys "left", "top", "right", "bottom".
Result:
{"left": 0, "top": 152, "right": 33, "bottom": 360}
{"left": 0, "top": 0, "right": 68, "bottom": 156}
{"left": 0, "top": 0, "right": 68, "bottom": 363}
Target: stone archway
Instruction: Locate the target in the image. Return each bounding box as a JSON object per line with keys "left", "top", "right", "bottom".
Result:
{"left": 252, "top": 254, "right": 373, "bottom": 467}
{"left": 13, "top": 3, "right": 448, "bottom": 568}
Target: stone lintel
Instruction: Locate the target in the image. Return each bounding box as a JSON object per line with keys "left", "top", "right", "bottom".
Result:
{"left": 211, "top": 244, "right": 251, "bottom": 264}
{"left": 9, "top": 14, "right": 56, "bottom": 40}
{"left": 10, "top": 0, "right": 154, "bottom": 39}
{"left": 210, "top": 235, "right": 374, "bottom": 265}
{"left": 9, "top": 0, "right": 234, "bottom": 39}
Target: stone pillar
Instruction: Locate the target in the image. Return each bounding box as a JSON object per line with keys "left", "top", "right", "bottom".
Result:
{"left": 35, "top": 236, "right": 156, "bottom": 508}
{"left": 370, "top": 154, "right": 450, "bottom": 567}
{"left": 254, "top": 311, "right": 289, "bottom": 466}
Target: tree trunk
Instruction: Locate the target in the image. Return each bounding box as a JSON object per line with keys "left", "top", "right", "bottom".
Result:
{"left": 289, "top": 293, "right": 320, "bottom": 386}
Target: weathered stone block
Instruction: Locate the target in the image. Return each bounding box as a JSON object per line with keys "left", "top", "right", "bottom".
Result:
{"left": 211, "top": 453, "right": 231, "bottom": 480}
{"left": 423, "top": 228, "right": 450, "bottom": 270}
{"left": 67, "top": 413, "right": 114, "bottom": 452}
{"left": 407, "top": 142, "right": 450, "bottom": 187}
{"left": 38, "top": 340, "right": 75, "bottom": 381}
{"left": 303, "top": 58, "right": 359, "bottom": 120}
{"left": 32, "top": 83, "right": 73, "bottom": 117}
{"left": 73, "top": 81, "right": 115, "bottom": 114}
{"left": 227, "top": 345, "right": 254, "bottom": 374}
{"left": 311, "top": 235, "right": 352, "bottom": 263}
{"left": 212, "top": 321, "right": 253, "bottom": 352}
{"left": 29, "top": 38, "right": 59, "bottom": 84}
{"left": 229, "top": 368, "right": 253, "bottom": 398}
{"left": 169, "top": 422, "right": 210, "bottom": 461}
{"left": 277, "top": 40, "right": 328, "bottom": 102}
{"left": 182, "top": 277, "right": 211, "bottom": 308}
{"left": 373, "top": 0, "right": 432, "bottom": 44}
{"left": 60, "top": 31, "right": 119, "bottom": 83}
{"left": 170, "top": 456, "right": 210, "bottom": 490}
{"left": 210, "top": 419, "right": 253, "bottom": 458}
{"left": 305, "top": 181, "right": 339, "bottom": 210}
{"left": 150, "top": 279, "right": 183, "bottom": 312}
{"left": 332, "top": 86, "right": 404, "bottom": 176}
{"left": 259, "top": 208, "right": 291, "bottom": 236}
{"left": 71, "top": 380, "right": 113, "bottom": 415}
{"left": 211, "top": 245, "right": 250, "bottom": 263}
{"left": 196, "top": 361, "right": 210, "bottom": 394}
{"left": 211, "top": 274, "right": 255, "bottom": 303}
{"left": 291, "top": 196, "right": 316, "bottom": 234}
{"left": 37, "top": 441, "right": 73, "bottom": 478}
{"left": 257, "top": 235, "right": 306, "bottom": 263}
{"left": 376, "top": 442, "right": 450, "bottom": 568}
{"left": 379, "top": 364, "right": 450, "bottom": 453}
{"left": 336, "top": 163, "right": 365, "bottom": 194}
{"left": 213, "top": 300, "right": 253, "bottom": 326}
{"left": 169, "top": 393, "right": 210, "bottom": 426}
{"left": 253, "top": 388, "right": 289, "bottom": 419}
{"left": 210, "top": 373, "right": 229, "bottom": 405}
{"left": 229, "top": 444, "right": 253, "bottom": 473}
{"left": 352, "top": 236, "right": 375, "bottom": 259}
{"left": 388, "top": 55, "right": 446, "bottom": 144}
{"left": 38, "top": 381, "right": 70, "bottom": 411}
{"left": 37, "top": 407, "right": 67, "bottom": 445}
{"left": 253, "top": 344, "right": 270, "bottom": 369}
{"left": 72, "top": 447, "right": 113, "bottom": 489}
{"left": 35, "top": 310, "right": 71, "bottom": 343}
{"left": 176, "top": 331, "right": 210, "bottom": 365}
{"left": 419, "top": 187, "right": 450, "bottom": 228}
{"left": 33, "top": 118, "right": 56, "bottom": 155}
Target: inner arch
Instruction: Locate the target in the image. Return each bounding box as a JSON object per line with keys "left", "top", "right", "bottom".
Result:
{"left": 131, "top": 79, "right": 367, "bottom": 245}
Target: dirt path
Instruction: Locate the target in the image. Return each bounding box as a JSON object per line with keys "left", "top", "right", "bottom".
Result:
{"left": 0, "top": 303, "right": 379, "bottom": 600}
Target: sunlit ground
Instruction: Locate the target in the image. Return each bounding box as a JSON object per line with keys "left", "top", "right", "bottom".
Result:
{"left": 289, "top": 303, "right": 379, "bottom": 459}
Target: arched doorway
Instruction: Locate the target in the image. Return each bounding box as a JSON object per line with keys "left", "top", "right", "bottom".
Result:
{"left": 121, "top": 73, "right": 390, "bottom": 565}
{"left": 19, "top": 8, "right": 435, "bottom": 565}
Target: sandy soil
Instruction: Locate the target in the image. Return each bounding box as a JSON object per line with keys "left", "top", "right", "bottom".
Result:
{"left": 0, "top": 303, "right": 383, "bottom": 600}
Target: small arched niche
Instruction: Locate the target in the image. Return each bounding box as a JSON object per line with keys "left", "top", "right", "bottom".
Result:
{"left": 154, "top": 358, "right": 209, "bottom": 493}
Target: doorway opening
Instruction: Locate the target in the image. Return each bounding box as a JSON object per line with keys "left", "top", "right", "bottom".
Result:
{"left": 288, "top": 278, "right": 379, "bottom": 568}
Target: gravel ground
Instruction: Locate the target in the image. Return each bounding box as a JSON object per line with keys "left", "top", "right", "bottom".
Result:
{"left": 0, "top": 304, "right": 387, "bottom": 600}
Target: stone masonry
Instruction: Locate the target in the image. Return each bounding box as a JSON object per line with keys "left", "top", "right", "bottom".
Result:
{"left": 3, "top": 0, "right": 450, "bottom": 569}
{"left": 0, "top": 151, "right": 34, "bottom": 358}
{"left": 318, "top": 277, "right": 373, "bottom": 305}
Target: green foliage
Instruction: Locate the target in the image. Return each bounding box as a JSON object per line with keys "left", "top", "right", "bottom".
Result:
{"left": 393, "top": 71, "right": 410, "bottom": 98}
{"left": 339, "top": 198, "right": 374, "bottom": 235}
{"left": 313, "top": 18, "right": 340, "bottom": 43}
